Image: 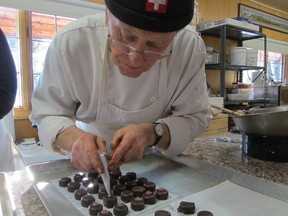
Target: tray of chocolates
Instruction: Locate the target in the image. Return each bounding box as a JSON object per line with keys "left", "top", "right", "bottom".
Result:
{"left": 0, "top": 172, "right": 15, "bottom": 216}
{"left": 27, "top": 154, "right": 224, "bottom": 215}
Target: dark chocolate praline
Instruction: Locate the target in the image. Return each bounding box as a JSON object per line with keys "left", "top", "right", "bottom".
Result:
{"left": 97, "top": 210, "right": 113, "bottom": 216}
{"left": 130, "top": 197, "right": 145, "bottom": 211}
{"left": 142, "top": 191, "right": 156, "bottom": 205}
{"left": 98, "top": 188, "right": 108, "bottom": 199}
{"left": 110, "top": 169, "right": 122, "bottom": 180}
{"left": 197, "top": 210, "right": 214, "bottom": 216}
{"left": 87, "top": 183, "right": 99, "bottom": 194}
{"left": 74, "top": 188, "right": 87, "bottom": 200}
{"left": 74, "top": 172, "right": 86, "bottom": 182}
{"left": 89, "top": 202, "right": 103, "bottom": 216}
{"left": 81, "top": 194, "right": 95, "bottom": 208}
{"left": 113, "top": 203, "right": 129, "bottom": 216}
{"left": 88, "top": 170, "right": 99, "bottom": 179}
{"left": 156, "top": 187, "right": 169, "bottom": 200}
{"left": 82, "top": 177, "right": 94, "bottom": 187}
{"left": 177, "top": 201, "right": 196, "bottom": 214}
{"left": 113, "top": 184, "right": 126, "bottom": 196}
{"left": 67, "top": 181, "right": 81, "bottom": 193}
{"left": 120, "top": 190, "right": 134, "bottom": 203}
{"left": 137, "top": 177, "right": 148, "bottom": 187}
{"left": 59, "top": 176, "right": 71, "bottom": 187}
{"left": 125, "top": 180, "right": 137, "bottom": 190}
{"left": 103, "top": 195, "right": 117, "bottom": 208}
{"left": 154, "top": 210, "right": 171, "bottom": 216}
{"left": 132, "top": 186, "right": 146, "bottom": 197}
{"left": 126, "top": 172, "right": 137, "bottom": 181}
{"left": 118, "top": 175, "right": 129, "bottom": 185}
{"left": 143, "top": 182, "right": 156, "bottom": 192}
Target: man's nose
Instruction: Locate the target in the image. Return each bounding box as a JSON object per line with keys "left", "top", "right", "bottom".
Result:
{"left": 128, "top": 52, "right": 145, "bottom": 66}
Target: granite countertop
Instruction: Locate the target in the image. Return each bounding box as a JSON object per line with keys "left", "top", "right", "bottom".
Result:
{"left": 7, "top": 133, "right": 288, "bottom": 215}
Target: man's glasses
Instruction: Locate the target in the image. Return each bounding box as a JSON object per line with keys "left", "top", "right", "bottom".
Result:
{"left": 108, "top": 37, "right": 172, "bottom": 60}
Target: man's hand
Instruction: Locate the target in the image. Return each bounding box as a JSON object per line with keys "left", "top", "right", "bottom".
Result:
{"left": 109, "top": 123, "right": 155, "bottom": 171}
{"left": 55, "top": 126, "right": 110, "bottom": 173}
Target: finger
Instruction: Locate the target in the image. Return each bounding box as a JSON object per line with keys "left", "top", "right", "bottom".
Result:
{"left": 110, "top": 130, "right": 124, "bottom": 151}
{"left": 109, "top": 136, "right": 131, "bottom": 170}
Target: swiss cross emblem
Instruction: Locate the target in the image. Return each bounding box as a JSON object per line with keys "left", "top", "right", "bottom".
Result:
{"left": 146, "top": 0, "right": 168, "bottom": 13}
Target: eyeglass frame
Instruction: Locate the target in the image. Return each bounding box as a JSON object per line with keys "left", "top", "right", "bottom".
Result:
{"left": 108, "top": 37, "right": 173, "bottom": 61}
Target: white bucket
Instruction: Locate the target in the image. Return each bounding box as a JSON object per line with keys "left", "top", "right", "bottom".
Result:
{"left": 230, "top": 47, "right": 247, "bottom": 65}
{"left": 246, "top": 48, "right": 258, "bottom": 66}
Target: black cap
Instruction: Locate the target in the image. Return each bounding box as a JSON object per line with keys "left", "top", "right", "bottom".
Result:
{"left": 105, "top": 0, "right": 194, "bottom": 32}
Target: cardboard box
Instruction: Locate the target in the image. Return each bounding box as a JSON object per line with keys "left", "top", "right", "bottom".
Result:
{"left": 201, "top": 114, "right": 228, "bottom": 136}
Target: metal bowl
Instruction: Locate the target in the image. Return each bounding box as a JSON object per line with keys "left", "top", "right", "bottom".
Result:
{"left": 231, "top": 106, "right": 288, "bottom": 136}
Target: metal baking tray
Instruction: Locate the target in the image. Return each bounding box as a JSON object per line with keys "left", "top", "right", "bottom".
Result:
{"left": 27, "top": 154, "right": 224, "bottom": 216}
{"left": 0, "top": 172, "right": 16, "bottom": 216}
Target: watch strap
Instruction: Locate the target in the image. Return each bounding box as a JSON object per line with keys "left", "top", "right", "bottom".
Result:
{"left": 148, "top": 123, "right": 162, "bottom": 147}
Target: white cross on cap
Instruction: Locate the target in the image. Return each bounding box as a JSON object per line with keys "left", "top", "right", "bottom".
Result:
{"left": 148, "top": 0, "right": 167, "bottom": 10}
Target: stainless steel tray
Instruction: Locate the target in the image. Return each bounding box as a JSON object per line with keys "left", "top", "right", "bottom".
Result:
{"left": 0, "top": 172, "right": 15, "bottom": 216}
{"left": 27, "top": 154, "right": 224, "bottom": 216}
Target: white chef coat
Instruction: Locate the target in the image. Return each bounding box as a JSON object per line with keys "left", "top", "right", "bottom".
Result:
{"left": 0, "top": 120, "right": 15, "bottom": 172}
{"left": 30, "top": 13, "right": 212, "bottom": 156}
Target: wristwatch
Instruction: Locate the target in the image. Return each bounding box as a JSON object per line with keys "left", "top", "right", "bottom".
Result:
{"left": 149, "top": 123, "right": 164, "bottom": 147}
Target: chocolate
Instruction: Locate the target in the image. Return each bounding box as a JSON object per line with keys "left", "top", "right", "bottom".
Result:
{"left": 67, "top": 181, "right": 81, "bottom": 193}
{"left": 120, "top": 190, "right": 134, "bottom": 203}
{"left": 74, "top": 172, "right": 86, "bottom": 182}
{"left": 197, "top": 210, "right": 213, "bottom": 216}
{"left": 132, "top": 186, "right": 146, "bottom": 197}
{"left": 125, "top": 180, "right": 137, "bottom": 190}
{"left": 156, "top": 188, "right": 169, "bottom": 200}
{"left": 81, "top": 194, "right": 95, "bottom": 207}
{"left": 142, "top": 191, "right": 156, "bottom": 205}
{"left": 97, "top": 210, "right": 113, "bottom": 216}
{"left": 177, "top": 201, "right": 196, "bottom": 214}
{"left": 110, "top": 169, "right": 122, "bottom": 180}
{"left": 137, "top": 177, "right": 148, "bottom": 187}
{"left": 118, "top": 175, "right": 130, "bottom": 185}
{"left": 98, "top": 188, "right": 108, "bottom": 199}
{"left": 88, "top": 202, "right": 103, "bottom": 216}
{"left": 103, "top": 195, "right": 117, "bottom": 208}
{"left": 144, "top": 182, "right": 156, "bottom": 192}
{"left": 59, "top": 176, "right": 71, "bottom": 187}
{"left": 74, "top": 188, "right": 87, "bottom": 200}
{"left": 154, "top": 210, "right": 171, "bottom": 216}
{"left": 82, "top": 177, "right": 93, "bottom": 187}
{"left": 97, "top": 176, "right": 104, "bottom": 184}
{"left": 113, "top": 203, "right": 129, "bottom": 216}
{"left": 113, "top": 184, "right": 126, "bottom": 196}
{"left": 126, "top": 172, "right": 137, "bottom": 181}
{"left": 88, "top": 170, "right": 99, "bottom": 179}
{"left": 130, "top": 197, "right": 145, "bottom": 211}
{"left": 87, "top": 182, "right": 99, "bottom": 194}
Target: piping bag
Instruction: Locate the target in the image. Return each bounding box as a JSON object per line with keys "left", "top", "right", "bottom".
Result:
{"left": 98, "top": 150, "right": 111, "bottom": 196}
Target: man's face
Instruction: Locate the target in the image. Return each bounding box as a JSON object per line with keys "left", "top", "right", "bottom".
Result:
{"left": 106, "top": 11, "right": 176, "bottom": 78}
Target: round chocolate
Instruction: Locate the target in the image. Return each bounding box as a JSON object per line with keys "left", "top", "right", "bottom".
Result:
{"left": 113, "top": 184, "right": 126, "bottom": 196}
{"left": 88, "top": 170, "right": 99, "bottom": 179}
{"left": 87, "top": 183, "right": 99, "bottom": 194}
{"left": 118, "top": 175, "right": 129, "bottom": 185}
{"left": 103, "top": 195, "right": 117, "bottom": 208}
{"left": 125, "top": 180, "right": 137, "bottom": 190}
{"left": 126, "top": 172, "right": 137, "bottom": 181}
{"left": 120, "top": 190, "right": 134, "bottom": 203}
{"left": 89, "top": 202, "right": 103, "bottom": 216}
{"left": 97, "top": 210, "right": 113, "bottom": 216}
{"left": 59, "top": 176, "right": 71, "bottom": 187}
{"left": 110, "top": 169, "right": 122, "bottom": 180}
{"left": 97, "top": 176, "right": 104, "bottom": 184}
{"left": 137, "top": 177, "right": 148, "bottom": 186}
{"left": 98, "top": 188, "right": 108, "bottom": 199}
{"left": 74, "top": 188, "right": 87, "bottom": 200}
{"left": 144, "top": 182, "right": 156, "bottom": 192}
{"left": 177, "top": 201, "right": 196, "bottom": 214}
{"left": 74, "top": 172, "right": 86, "bottom": 182}
{"left": 110, "top": 178, "right": 118, "bottom": 188}
{"left": 154, "top": 210, "right": 171, "bottom": 216}
{"left": 81, "top": 194, "right": 95, "bottom": 208}
{"left": 113, "top": 203, "right": 129, "bottom": 216}
{"left": 143, "top": 191, "right": 156, "bottom": 205}
{"left": 130, "top": 197, "right": 145, "bottom": 211}
{"left": 67, "top": 181, "right": 81, "bottom": 193}
{"left": 156, "top": 188, "right": 169, "bottom": 200}
{"left": 197, "top": 210, "right": 214, "bottom": 216}
{"left": 132, "top": 186, "right": 146, "bottom": 197}
{"left": 82, "top": 177, "right": 94, "bottom": 187}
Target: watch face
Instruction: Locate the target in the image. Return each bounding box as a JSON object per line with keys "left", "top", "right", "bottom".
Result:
{"left": 155, "top": 124, "right": 164, "bottom": 136}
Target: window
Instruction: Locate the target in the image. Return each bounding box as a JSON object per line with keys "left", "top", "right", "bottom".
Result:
{"left": 0, "top": 6, "right": 76, "bottom": 116}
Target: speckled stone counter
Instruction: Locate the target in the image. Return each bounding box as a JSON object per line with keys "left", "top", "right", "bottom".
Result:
{"left": 7, "top": 133, "right": 288, "bottom": 215}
